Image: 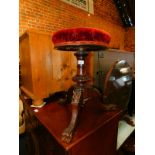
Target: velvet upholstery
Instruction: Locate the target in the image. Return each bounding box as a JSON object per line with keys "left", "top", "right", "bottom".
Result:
{"left": 52, "top": 27, "right": 111, "bottom": 49}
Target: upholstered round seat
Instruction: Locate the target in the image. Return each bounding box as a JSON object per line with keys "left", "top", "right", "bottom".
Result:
{"left": 52, "top": 27, "right": 111, "bottom": 51}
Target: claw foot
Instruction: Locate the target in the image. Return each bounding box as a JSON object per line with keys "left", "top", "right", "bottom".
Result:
{"left": 61, "top": 126, "right": 73, "bottom": 143}
{"left": 61, "top": 89, "right": 81, "bottom": 143}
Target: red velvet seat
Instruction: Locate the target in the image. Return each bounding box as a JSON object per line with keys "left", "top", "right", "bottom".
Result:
{"left": 52, "top": 27, "right": 111, "bottom": 51}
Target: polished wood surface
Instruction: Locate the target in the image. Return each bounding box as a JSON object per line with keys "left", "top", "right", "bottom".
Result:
{"left": 20, "top": 33, "right": 33, "bottom": 92}
{"left": 20, "top": 30, "right": 75, "bottom": 98}
{"left": 30, "top": 97, "right": 121, "bottom": 155}
{"left": 20, "top": 30, "right": 53, "bottom": 98}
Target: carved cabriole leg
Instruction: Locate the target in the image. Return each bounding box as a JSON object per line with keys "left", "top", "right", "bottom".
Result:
{"left": 61, "top": 89, "right": 81, "bottom": 143}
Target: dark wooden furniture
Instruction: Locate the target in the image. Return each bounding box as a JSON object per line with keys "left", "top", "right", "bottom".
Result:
{"left": 52, "top": 27, "right": 111, "bottom": 143}
{"left": 24, "top": 96, "right": 121, "bottom": 155}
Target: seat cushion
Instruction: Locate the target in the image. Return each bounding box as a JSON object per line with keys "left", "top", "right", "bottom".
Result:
{"left": 52, "top": 27, "right": 111, "bottom": 50}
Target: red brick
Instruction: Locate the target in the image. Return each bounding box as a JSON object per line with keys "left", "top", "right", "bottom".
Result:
{"left": 19, "top": 0, "right": 134, "bottom": 51}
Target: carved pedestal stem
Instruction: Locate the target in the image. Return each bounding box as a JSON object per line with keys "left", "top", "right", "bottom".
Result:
{"left": 61, "top": 50, "right": 89, "bottom": 143}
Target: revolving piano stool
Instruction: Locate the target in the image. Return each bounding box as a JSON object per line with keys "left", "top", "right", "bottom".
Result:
{"left": 52, "top": 27, "right": 112, "bottom": 143}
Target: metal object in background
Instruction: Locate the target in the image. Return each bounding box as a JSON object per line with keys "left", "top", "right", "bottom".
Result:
{"left": 93, "top": 49, "right": 135, "bottom": 112}
{"left": 103, "top": 59, "right": 133, "bottom": 111}
{"left": 93, "top": 48, "right": 135, "bottom": 92}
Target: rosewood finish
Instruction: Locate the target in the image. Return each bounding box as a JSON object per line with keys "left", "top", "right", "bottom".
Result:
{"left": 28, "top": 96, "right": 121, "bottom": 155}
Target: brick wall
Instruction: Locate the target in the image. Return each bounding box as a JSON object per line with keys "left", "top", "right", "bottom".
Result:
{"left": 19, "top": 0, "right": 126, "bottom": 50}
{"left": 94, "top": 0, "right": 123, "bottom": 26}
{"left": 124, "top": 27, "right": 135, "bottom": 52}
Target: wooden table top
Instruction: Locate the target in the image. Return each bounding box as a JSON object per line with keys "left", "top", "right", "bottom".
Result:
{"left": 31, "top": 99, "right": 121, "bottom": 151}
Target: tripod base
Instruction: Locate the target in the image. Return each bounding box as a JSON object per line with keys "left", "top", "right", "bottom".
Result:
{"left": 61, "top": 84, "right": 103, "bottom": 143}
